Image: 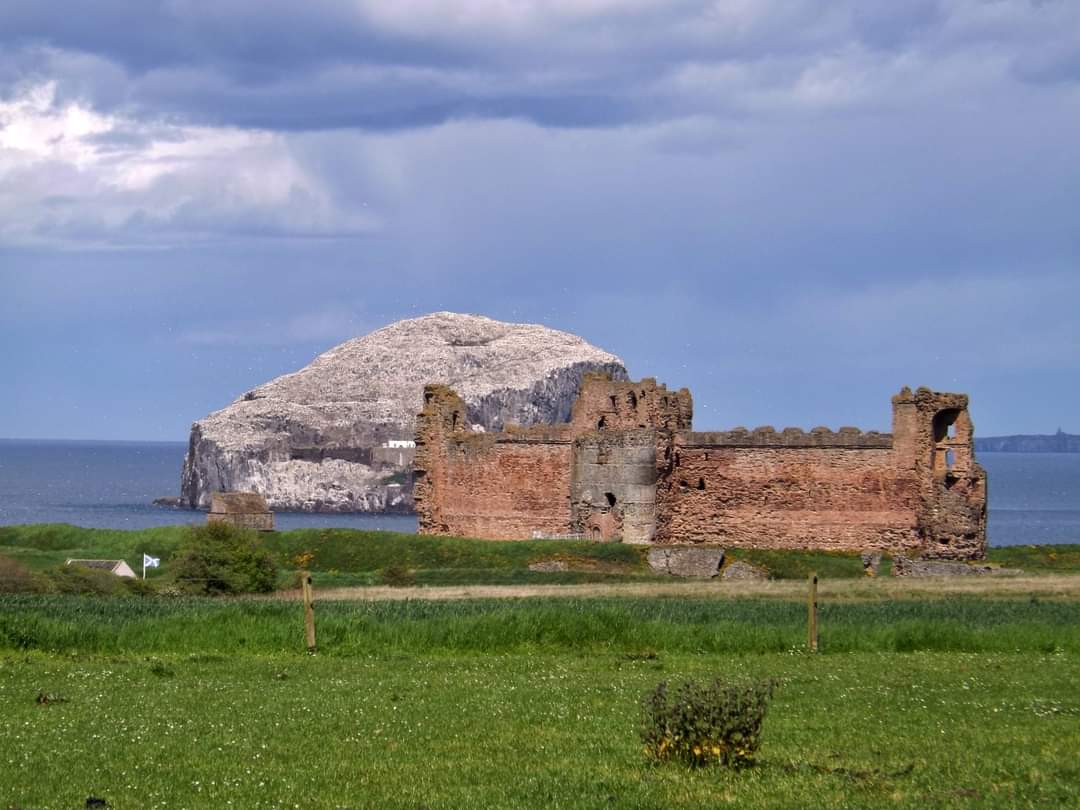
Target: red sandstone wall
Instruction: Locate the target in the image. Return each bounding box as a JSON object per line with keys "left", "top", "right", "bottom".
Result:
{"left": 415, "top": 383, "right": 575, "bottom": 540}
{"left": 417, "top": 378, "right": 986, "bottom": 558}
{"left": 424, "top": 438, "right": 571, "bottom": 539}
{"left": 655, "top": 445, "right": 924, "bottom": 553}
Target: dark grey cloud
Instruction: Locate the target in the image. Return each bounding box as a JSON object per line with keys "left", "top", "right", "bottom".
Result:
{"left": 1, "top": 1, "right": 1074, "bottom": 131}
{"left": 1, "top": 1, "right": 1078, "bottom": 440}
{"left": 0, "top": 1, "right": 461, "bottom": 73}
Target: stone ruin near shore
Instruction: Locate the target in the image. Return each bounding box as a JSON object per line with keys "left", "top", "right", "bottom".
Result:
{"left": 414, "top": 373, "right": 988, "bottom": 560}
{"left": 207, "top": 491, "right": 275, "bottom": 532}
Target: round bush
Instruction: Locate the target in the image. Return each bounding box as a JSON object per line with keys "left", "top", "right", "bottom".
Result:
{"left": 170, "top": 522, "right": 278, "bottom": 595}
{"left": 641, "top": 677, "right": 776, "bottom": 768}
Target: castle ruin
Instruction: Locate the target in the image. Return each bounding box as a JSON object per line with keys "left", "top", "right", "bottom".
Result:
{"left": 414, "top": 374, "right": 987, "bottom": 559}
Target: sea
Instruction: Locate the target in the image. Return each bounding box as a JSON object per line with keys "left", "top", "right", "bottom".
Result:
{"left": 0, "top": 440, "right": 416, "bottom": 533}
{"left": 0, "top": 439, "right": 1078, "bottom": 545}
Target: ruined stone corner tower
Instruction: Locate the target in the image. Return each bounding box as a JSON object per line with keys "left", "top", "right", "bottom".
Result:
{"left": 891, "top": 386, "right": 988, "bottom": 559}
{"left": 413, "top": 384, "right": 468, "bottom": 536}
{"left": 568, "top": 374, "right": 692, "bottom": 544}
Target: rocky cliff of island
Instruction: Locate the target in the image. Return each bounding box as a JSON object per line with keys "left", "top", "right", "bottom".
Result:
{"left": 180, "top": 312, "right": 627, "bottom": 512}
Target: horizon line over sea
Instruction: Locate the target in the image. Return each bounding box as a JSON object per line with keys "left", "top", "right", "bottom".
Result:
{"left": 0, "top": 437, "right": 189, "bottom": 446}
{"left": 1, "top": 438, "right": 1078, "bottom": 545}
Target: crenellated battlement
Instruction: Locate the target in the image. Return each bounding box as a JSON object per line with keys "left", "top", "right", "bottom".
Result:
{"left": 682, "top": 426, "right": 893, "bottom": 449}
{"left": 570, "top": 373, "right": 692, "bottom": 433}
{"left": 416, "top": 375, "right": 987, "bottom": 559}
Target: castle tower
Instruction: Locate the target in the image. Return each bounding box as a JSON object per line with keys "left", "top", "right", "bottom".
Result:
{"left": 892, "top": 387, "right": 987, "bottom": 559}
{"left": 568, "top": 374, "right": 692, "bottom": 543}
{"left": 413, "top": 385, "right": 469, "bottom": 535}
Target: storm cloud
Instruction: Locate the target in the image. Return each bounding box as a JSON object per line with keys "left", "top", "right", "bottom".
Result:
{"left": 1, "top": 1, "right": 1078, "bottom": 440}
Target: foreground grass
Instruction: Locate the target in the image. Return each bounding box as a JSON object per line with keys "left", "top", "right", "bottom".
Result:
{"left": 4, "top": 526, "right": 1077, "bottom": 807}
{"left": 2, "top": 595, "right": 1077, "bottom": 808}
{"left": 2, "top": 650, "right": 1077, "bottom": 809}
{"left": 2, "top": 524, "right": 1078, "bottom": 587}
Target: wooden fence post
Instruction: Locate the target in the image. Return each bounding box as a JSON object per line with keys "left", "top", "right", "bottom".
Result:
{"left": 807, "top": 572, "right": 819, "bottom": 653}
{"left": 302, "top": 571, "right": 316, "bottom": 653}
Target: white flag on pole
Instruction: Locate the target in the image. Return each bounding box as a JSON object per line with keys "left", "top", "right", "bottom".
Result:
{"left": 143, "top": 554, "right": 160, "bottom": 569}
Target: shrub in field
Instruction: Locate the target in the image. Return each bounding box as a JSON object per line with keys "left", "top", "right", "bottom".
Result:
{"left": 123, "top": 577, "right": 158, "bottom": 596}
{"left": 170, "top": 522, "right": 278, "bottom": 595}
{"left": 45, "top": 564, "right": 131, "bottom": 596}
{"left": 0, "top": 555, "right": 44, "bottom": 594}
{"left": 32, "top": 563, "right": 156, "bottom": 596}
{"left": 642, "top": 677, "right": 776, "bottom": 768}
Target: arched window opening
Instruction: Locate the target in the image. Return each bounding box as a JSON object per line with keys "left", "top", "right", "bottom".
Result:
{"left": 932, "top": 409, "right": 960, "bottom": 442}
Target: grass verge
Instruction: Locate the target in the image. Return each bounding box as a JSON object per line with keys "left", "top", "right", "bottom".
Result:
{"left": 2, "top": 524, "right": 1078, "bottom": 588}
{"left": 2, "top": 594, "right": 1078, "bottom": 656}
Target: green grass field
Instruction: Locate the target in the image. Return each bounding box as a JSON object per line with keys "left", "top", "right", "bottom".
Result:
{"left": 3, "top": 595, "right": 1080, "bottom": 656}
{"left": 2, "top": 593, "right": 1079, "bottom": 809}
{"left": 2, "top": 525, "right": 1079, "bottom": 808}
{"left": 4, "top": 648, "right": 1078, "bottom": 810}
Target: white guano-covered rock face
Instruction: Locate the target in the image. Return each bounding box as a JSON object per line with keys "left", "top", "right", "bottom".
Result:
{"left": 180, "top": 312, "right": 627, "bottom": 512}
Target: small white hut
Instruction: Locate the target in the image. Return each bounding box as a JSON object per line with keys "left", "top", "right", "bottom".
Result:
{"left": 65, "top": 559, "right": 137, "bottom": 579}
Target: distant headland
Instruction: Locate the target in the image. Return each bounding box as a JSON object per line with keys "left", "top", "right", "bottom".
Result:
{"left": 975, "top": 429, "right": 1080, "bottom": 453}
